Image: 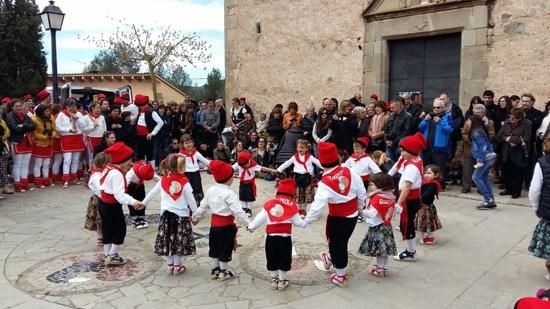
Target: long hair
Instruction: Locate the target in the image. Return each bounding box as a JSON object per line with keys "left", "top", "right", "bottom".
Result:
{"left": 315, "top": 107, "right": 330, "bottom": 134}
{"left": 468, "top": 115, "right": 488, "bottom": 142}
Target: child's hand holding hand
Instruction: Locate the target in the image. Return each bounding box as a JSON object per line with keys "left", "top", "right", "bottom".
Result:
{"left": 245, "top": 226, "right": 254, "bottom": 233}
{"left": 394, "top": 204, "right": 403, "bottom": 217}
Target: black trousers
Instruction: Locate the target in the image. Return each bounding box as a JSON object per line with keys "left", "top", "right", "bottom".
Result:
{"left": 265, "top": 235, "right": 292, "bottom": 271}
{"left": 502, "top": 160, "right": 524, "bottom": 196}
{"left": 136, "top": 135, "right": 154, "bottom": 162}
{"left": 98, "top": 200, "right": 127, "bottom": 245}
{"left": 127, "top": 183, "right": 146, "bottom": 217}
{"left": 326, "top": 216, "right": 357, "bottom": 269}
{"left": 400, "top": 198, "right": 421, "bottom": 240}
{"left": 209, "top": 225, "right": 237, "bottom": 262}
{"left": 422, "top": 149, "right": 449, "bottom": 184}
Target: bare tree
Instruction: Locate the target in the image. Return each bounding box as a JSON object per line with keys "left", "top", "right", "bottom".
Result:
{"left": 83, "top": 19, "right": 211, "bottom": 100}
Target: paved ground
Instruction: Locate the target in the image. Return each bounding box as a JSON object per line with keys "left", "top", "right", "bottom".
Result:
{"left": 0, "top": 174, "right": 547, "bottom": 309}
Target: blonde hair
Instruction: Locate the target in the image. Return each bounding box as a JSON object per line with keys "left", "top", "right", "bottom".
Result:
{"left": 296, "top": 138, "right": 310, "bottom": 149}
{"left": 161, "top": 154, "right": 186, "bottom": 175}
{"left": 544, "top": 136, "right": 550, "bottom": 155}
{"left": 371, "top": 150, "right": 390, "bottom": 166}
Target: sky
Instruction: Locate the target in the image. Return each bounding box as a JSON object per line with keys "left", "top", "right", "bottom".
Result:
{"left": 36, "top": 0, "right": 224, "bottom": 85}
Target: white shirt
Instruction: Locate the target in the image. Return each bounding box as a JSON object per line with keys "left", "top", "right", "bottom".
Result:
{"left": 529, "top": 163, "right": 543, "bottom": 211}
{"left": 82, "top": 114, "right": 107, "bottom": 138}
{"left": 99, "top": 168, "right": 137, "bottom": 206}
{"left": 55, "top": 111, "right": 87, "bottom": 136}
{"left": 137, "top": 110, "right": 164, "bottom": 136}
{"left": 344, "top": 155, "right": 381, "bottom": 177}
{"left": 248, "top": 209, "right": 308, "bottom": 237}
{"left": 389, "top": 157, "right": 422, "bottom": 190}
{"left": 304, "top": 166, "right": 367, "bottom": 223}
{"left": 232, "top": 163, "right": 262, "bottom": 181}
{"left": 277, "top": 153, "right": 323, "bottom": 175}
{"left": 182, "top": 151, "right": 211, "bottom": 172}
{"left": 142, "top": 180, "right": 197, "bottom": 217}
{"left": 363, "top": 206, "right": 384, "bottom": 227}
{"left": 192, "top": 183, "right": 250, "bottom": 224}
{"left": 122, "top": 104, "right": 139, "bottom": 124}
{"left": 88, "top": 171, "right": 102, "bottom": 197}
{"left": 125, "top": 168, "right": 161, "bottom": 184}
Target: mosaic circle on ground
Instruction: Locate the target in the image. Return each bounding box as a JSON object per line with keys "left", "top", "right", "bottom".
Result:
{"left": 239, "top": 239, "right": 370, "bottom": 285}
{"left": 16, "top": 250, "right": 162, "bottom": 296}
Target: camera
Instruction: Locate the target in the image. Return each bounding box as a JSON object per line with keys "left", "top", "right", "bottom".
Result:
{"left": 429, "top": 113, "right": 436, "bottom": 118}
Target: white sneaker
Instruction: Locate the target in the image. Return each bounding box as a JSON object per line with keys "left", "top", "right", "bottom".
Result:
{"left": 270, "top": 276, "right": 279, "bottom": 290}
{"left": 277, "top": 279, "right": 290, "bottom": 291}
{"left": 62, "top": 182, "right": 69, "bottom": 188}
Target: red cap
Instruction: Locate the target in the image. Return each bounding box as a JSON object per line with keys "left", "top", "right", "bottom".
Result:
{"left": 318, "top": 142, "right": 339, "bottom": 166}
{"left": 121, "top": 93, "right": 130, "bottom": 100}
{"left": 113, "top": 97, "right": 123, "bottom": 105}
{"left": 369, "top": 93, "right": 379, "bottom": 100}
{"left": 23, "top": 94, "right": 33, "bottom": 101}
{"left": 399, "top": 133, "right": 427, "bottom": 156}
{"left": 134, "top": 94, "right": 149, "bottom": 106}
{"left": 132, "top": 161, "right": 155, "bottom": 181}
{"left": 209, "top": 160, "right": 234, "bottom": 183}
{"left": 104, "top": 142, "right": 134, "bottom": 164}
{"left": 37, "top": 89, "right": 50, "bottom": 102}
{"left": 277, "top": 178, "right": 297, "bottom": 196}
{"left": 1, "top": 97, "right": 12, "bottom": 104}
{"left": 97, "top": 93, "right": 107, "bottom": 100}
{"left": 237, "top": 151, "right": 252, "bottom": 166}
{"left": 355, "top": 137, "right": 370, "bottom": 148}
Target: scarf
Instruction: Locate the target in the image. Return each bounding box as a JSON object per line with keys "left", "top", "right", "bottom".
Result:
{"left": 161, "top": 172, "right": 189, "bottom": 201}
{"left": 180, "top": 147, "right": 197, "bottom": 165}
{"left": 294, "top": 152, "right": 311, "bottom": 172}
{"left": 370, "top": 113, "right": 386, "bottom": 136}
{"left": 351, "top": 152, "right": 369, "bottom": 162}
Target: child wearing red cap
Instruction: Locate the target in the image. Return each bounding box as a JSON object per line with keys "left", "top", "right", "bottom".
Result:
{"left": 388, "top": 132, "right": 427, "bottom": 262}
{"left": 193, "top": 160, "right": 251, "bottom": 281}
{"left": 276, "top": 139, "right": 323, "bottom": 218}
{"left": 126, "top": 161, "right": 160, "bottom": 229}
{"left": 85, "top": 153, "right": 110, "bottom": 245}
{"left": 233, "top": 151, "right": 277, "bottom": 217}
{"left": 344, "top": 137, "right": 382, "bottom": 222}
{"left": 305, "top": 142, "right": 367, "bottom": 287}
{"left": 246, "top": 178, "right": 308, "bottom": 290}
{"left": 142, "top": 154, "right": 198, "bottom": 275}
{"left": 179, "top": 134, "right": 211, "bottom": 204}
{"left": 99, "top": 142, "right": 144, "bottom": 266}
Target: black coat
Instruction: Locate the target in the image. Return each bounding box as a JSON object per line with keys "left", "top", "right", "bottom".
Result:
{"left": 331, "top": 113, "right": 357, "bottom": 154}
{"left": 6, "top": 112, "right": 35, "bottom": 143}
{"left": 266, "top": 117, "right": 284, "bottom": 142}
{"left": 275, "top": 126, "right": 304, "bottom": 165}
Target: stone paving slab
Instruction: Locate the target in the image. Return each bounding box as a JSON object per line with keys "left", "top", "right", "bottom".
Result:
{"left": 0, "top": 173, "right": 546, "bottom": 308}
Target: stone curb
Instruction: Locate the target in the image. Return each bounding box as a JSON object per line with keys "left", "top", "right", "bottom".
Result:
{"left": 440, "top": 190, "right": 530, "bottom": 207}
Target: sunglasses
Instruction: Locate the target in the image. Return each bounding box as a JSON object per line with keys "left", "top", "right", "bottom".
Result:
{"left": 433, "top": 106, "right": 443, "bottom": 109}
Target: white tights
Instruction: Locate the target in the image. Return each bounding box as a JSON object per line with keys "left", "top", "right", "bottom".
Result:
{"left": 11, "top": 147, "right": 31, "bottom": 182}
{"left": 165, "top": 255, "right": 184, "bottom": 266}
{"left": 51, "top": 153, "right": 63, "bottom": 175}
{"left": 63, "top": 152, "right": 81, "bottom": 175}
{"left": 33, "top": 157, "right": 51, "bottom": 178}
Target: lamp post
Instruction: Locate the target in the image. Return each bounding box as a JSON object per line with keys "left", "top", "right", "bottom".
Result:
{"left": 40, "top": 1, "right": 65, "bottom": 103}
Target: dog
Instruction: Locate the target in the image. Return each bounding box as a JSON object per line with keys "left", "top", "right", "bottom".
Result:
{"left": 448, "top": 157, "right": 463, "bottom": 186}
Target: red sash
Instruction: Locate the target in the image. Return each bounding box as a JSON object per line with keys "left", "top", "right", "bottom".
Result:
{"left": 161, "top": 173, "right": 189, "bottom": 201}
{"left": 32, "top": 144, "right": 53, "bottom": 158}
{"left": 240, "top": 160, "right": 258, "bottom": 197}
{"left": 361, "top": 175, "right": 370, "bottom": 182}
{"left": 99, "top": 164, "right": 127, "bottom": 204}
{"left": 61, "top": 134, "right": 84, "bottom": 152}
{"left": 294, "top": 152, "right": 311, "bottom": 172}
{"left": 369, "top": 193, "right": 395, "bottom": 225}
{"left": 398, "top": 157, "right": 423, "bottom": 201}
{"left": 53, "top": 137, "right": 62, "bottom": 153}
{"left": 328, "top": 197, "right": 358, "bottom": 217}
{"left": 266, "top": 223, "right": 292, "bottom": 234}
{"left": 136, "top": 113, "right": 149, "bottom": 136}
{"left": 86, "top": 136, "right": 102, "bottom": 152}
{"left": 211, "top": 214, "right": 235, "bottom": 227}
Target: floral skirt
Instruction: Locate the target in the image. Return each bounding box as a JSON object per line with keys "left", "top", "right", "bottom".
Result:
{"left": 528, "top": 219, "right": 550, "bottom": 260}
{"left": 415, "top": 204, "right": 442, "bottom": 233}
{"left": 154, "top": 211, "right": 196, "bottom": 257}
{"left": 358, "top": 224, "right": 397, "bottom": 257}
{"left": 296, "top": 185, "right": 314, "bottom": 204}
{"left": 84, "top": 195, "right": 102, "bottom": 232}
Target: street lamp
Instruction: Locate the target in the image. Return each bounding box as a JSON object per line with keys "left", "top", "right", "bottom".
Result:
{"left": 40, "top": 1, "right": 65, "bottom": 103}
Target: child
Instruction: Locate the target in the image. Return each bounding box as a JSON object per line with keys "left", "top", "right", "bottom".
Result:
{"left": 415, "top": 164, "right": 443, "bottom": 245}
{"left": 84, "top": 152, "right": 110, "bottom": 245}
{"left": 371, "top": 150, "right": 393, "bottom": 174}
{"left": 179, "top": 134, "right": 211, "bottom": 204}
{"left": 276, "top": 139, "right": 323, "bottom": 218}
{"left": 142, "top": 154, "right": 198, "bottom": 275}
{"left": 233, "top": 151, "right": 277, "bottom": 216}
{"left": 192, "top": 160, "right": 251, "bottom": 281}
{"left": 126, "top": 161, "right": 160, "bottom": 229}
{"left": 357, "top": 173, "right": 397, "bottom": 277}
{"left": 246, "top": 178, "right": 308, "bottom": 290}
{"left": 256, "top": 112, "right": 267, "bottom": 135}
{"left": 344, "top": 137, "right": 382, "bottom": 222}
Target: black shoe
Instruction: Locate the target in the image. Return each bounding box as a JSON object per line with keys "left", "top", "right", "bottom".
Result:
{"left": 210, "top": 267, "right": 221, "bottom": 279}
{"left": 393, "top": 250, "right": 416, "bottom": 261}
{"left": 499, "top": 190, "right": 512, "bottom": 196}
{"left": 357, "top": 215, "right": 364, "bottom": 223}
{"left": 498, "top": 184, "right": 506, "bottom": 189}
{"left": 477, "top": 201, "right": 497, "bottom": 210}
{"left": 461, "top": 188, "right": 471, "bottom": 193}
{"left": 511, "top": 193, "right": 521, "bottom": 199}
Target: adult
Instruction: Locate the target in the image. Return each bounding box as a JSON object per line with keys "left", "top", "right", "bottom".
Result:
{"left": 200, "top": 100, "right": 221, "bottom": 155}
{"left": 368, "top": 101, "right": 388, "bottom": 152}
{"left": 6, "top": 100, "right": 36, "bottom": 192}
{"left": 134, "top": 94, "right": 164, "bottom": 167}
{"left": 82, "top": 101, "right": 107, "bottom": 168}
{"left": 36, "top": 89, "right": 51, "bottom": 107}
{"left": 274, "top": 120, "right": 303, "bottom": 166}
{"left": 350, "top": 92, "right": 365, "bottom": 107}
{"left": 403, "top": 92, "right": 422, "bottom": 132}
{"left": 331, "top": 100, "right": 357, "bottom": 156}
{"left": 464, "top": 96, "right": 484, "bottom": 121}
{"left": 439, "top": 92, "right": 464, "bottom": 160}
{"left": 156, "top": 105, "right": 173, "bottom": 163}
{"left": 93, "top": 131, "right": 117, "bottom": 156}
{"left": 481, "top": 90, "right": 498, "bottom": 121}
{"left": 469, "top": 114, "right": 498, "bottom": 210}
{"left": 266, "top": 106, "right": 284, "bottom": 143}
{"left": 50, "top": 104, "right": 64, "bottom": 183}
{"left": 0, "top": 114, "right": 12, "bottom": 196}
{"left": 411, "top": 92, "right": 423, "bottom": 109}
{"left": 385, "top": 97, "right": 412, "bottom": 162}
{"left": 495, "top": 95, "right": 512, "bottom": 133}
{"left": 100, "top": 99, "right": 111, "bottom": 119}
{"left": 31, "top": 104, "right": 57, "bottom": 188}
{"left": 497, "top": 107, "right": 532, "bottom": 198}
{"left": 56, "top": 99, "right": 87, "bottom": 188}
{"left": 312, "top": 107, "right": 333, "bottom": 155}
{"left": 527, "top": 138, "right": 550, "bottom": 281}
{"left": 419, "top": 98, "right": 453, "bottom": 187}
{"left": 305, "top": 142, "right": 367, "bottom": 287}
{"left": 322, "top": 97, "right": 337, "bottom": 119}
{"left": 522, "top": 93, "right": 544, "bottom": 186}
{"left": 106, "top": 105, "right": 124, "bottom": 141}
{"left": 301, "top": 105, "right": 316, "bottom": 144}
{"left": 174, "top": 102, "right": 194, "bottom": 140}
{"left": 231, "top": 97, "right": 253, "bottom": 125}
{"left": 354, "top": 106, "right": 369, "bottom": 138}
{"left": 121, "top": 93, "right": 138, "bottom": 125}
{"left": 239, "top": 97, "right": 254, "bottom": 118}
{"left": 216, "top": 98, "right": 227, "bottom": 135}
{"left": 510, "top": 95, "right": 521, "bottom": 108}
{"left": 282, "top": 102, "right": 303, "bottom": 131}
{"left": 459, "top": 104, "right": 495, "bottom": 193}
{"left": 368, "top": 93, "right": 379, "bottom": 106}
{"left": 235, "top": 112, "right": 256, "bottom": 146}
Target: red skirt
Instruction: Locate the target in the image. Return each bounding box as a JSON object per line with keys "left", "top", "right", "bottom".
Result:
{"left": 86, "top": 136, "right": 102, "bottom": 152}
{"left": 32, "top": 144, "right": 53, "bottom": 158}
{"left": 53, "top": 138, "right": 62, "bottom": 154}
{"left": 61, "top": 134, "right": 85, "bottom": 152}
{"left": 13, "top": 138, "right": 32, "bottom": 154}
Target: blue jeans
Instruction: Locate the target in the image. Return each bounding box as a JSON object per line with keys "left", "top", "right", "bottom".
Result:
{"left": 472, "top": 157, "right": 496, "bottom": 202}
{"left": 386, "top": 145, "right": 399, "bottom": 162}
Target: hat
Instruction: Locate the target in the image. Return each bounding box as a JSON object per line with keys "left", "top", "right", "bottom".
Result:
{"left": 239, "top": 97, "right": 246, "bottom": 101}
{"left": 132, "top": 161, "right": 155, "bottom": 181}
{"left": 23, "top": 94, "right": 33, "bottom": 101}
{"left": 121, "top": 93, "right": 130, "bottom": 100}
{"left": 134, "top": 94, "right": 149, "bottom": 106}
{"left": 355, "top": 137, "right": 370, "bottom": 148}
{"left": 113, "top": 97, "right": 123, "bottom": 105}
{"left": 37, "top": 90, "right": 50, "bottom": 102}
{"left": 1, "top": 97, "right": 12, "bottom": 104}
{"left": 369, "top": 93, "right": 379, "bottom": 100}
{"left": 97, "top": 93, "right": 107, "bottom": 100}
{"left": 277, "top": 178, "right": 297, "bottom": 196}
{"left": 318, "top": 142, "right": 339, "bottom": 167}
{"left": 104, "top": 142, "right": 134, "bottom": 164}
{"left": 237, "top": 151, "right": 252, "bottom": 166}
{"left": 399, "top": 133, "right": 427, "bottom": 156}
{"left": 209, "top": 160, "right": 234, "bottom": 183}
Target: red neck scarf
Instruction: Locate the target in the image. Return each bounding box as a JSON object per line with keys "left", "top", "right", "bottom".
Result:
{"left": 294, "top": 152, "right": 311, "bottom": 171}
{"left": 89, "top": 111, "right": 100, "bottom": 119}
{"left": 351, "top": 152, "right": 369, "bottom": 162}
{"left": 15, "top": 112, "right": 25, "bottom": 121}
{"left": 161, "top": 172, "right": 189, "bottom": 201}
{"left": 180, "top": 147, "right": 197, "bottom": 164}
{"left": 422, "top": 179, "right": 441, "bottom": 199}
{"left": 240, "top": 160, "right": 258, "bottom": 180}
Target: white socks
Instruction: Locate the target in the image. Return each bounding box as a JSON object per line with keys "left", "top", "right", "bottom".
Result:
{"left": 103, "top": 244, "right": 112, "bottom": 256}
{"left": 406, "top": 239, "right": 417, "bottom": 253}
{"left": 166, "top": 255, "right": 175, "bottom": 265}
{"left": 278, "top": 270, "right": 287, "bottom": 281}
{"left": 211, "top": 258, "right": 220, "bottom": 269}
{"left": 109, "top": 244, "right": 120, "bottom": 256}
{"left": 220, "top": 261, "right": 229, "bottom": 270}
{"left": 335, "top": 267, "right": 346, "bottom": 276}
{"left": 270, "top": 270, "right": 278, "bottom": 278}
{"left": 376, "top": 256, "right": 389, "bottom": 268}
{"left": 173, "top": 255, "right": 183, "bottom": 266}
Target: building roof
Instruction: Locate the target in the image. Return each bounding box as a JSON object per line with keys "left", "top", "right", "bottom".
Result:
{"left": 48, "top": 73, "right": 187, "bottom": 97}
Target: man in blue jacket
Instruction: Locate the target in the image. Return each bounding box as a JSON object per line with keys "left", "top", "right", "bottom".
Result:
{"left": 419, "top": 98, "right": 453, "bottom": 188}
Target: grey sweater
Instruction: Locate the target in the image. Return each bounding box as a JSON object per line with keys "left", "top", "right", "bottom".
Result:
{"left": 200, "top": 109, "right": 220, "bottom": 130}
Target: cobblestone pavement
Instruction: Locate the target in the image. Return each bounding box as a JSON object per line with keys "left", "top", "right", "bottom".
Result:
{"left": 0, "top": 173, "right": 546, "bottom": 308}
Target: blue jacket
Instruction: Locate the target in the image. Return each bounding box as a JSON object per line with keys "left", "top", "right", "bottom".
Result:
{"left": 418, "top": 112, "right": 453, "bottom": 152}
{"left": 471, "top": 129, "right": 494, "bottom": 161}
